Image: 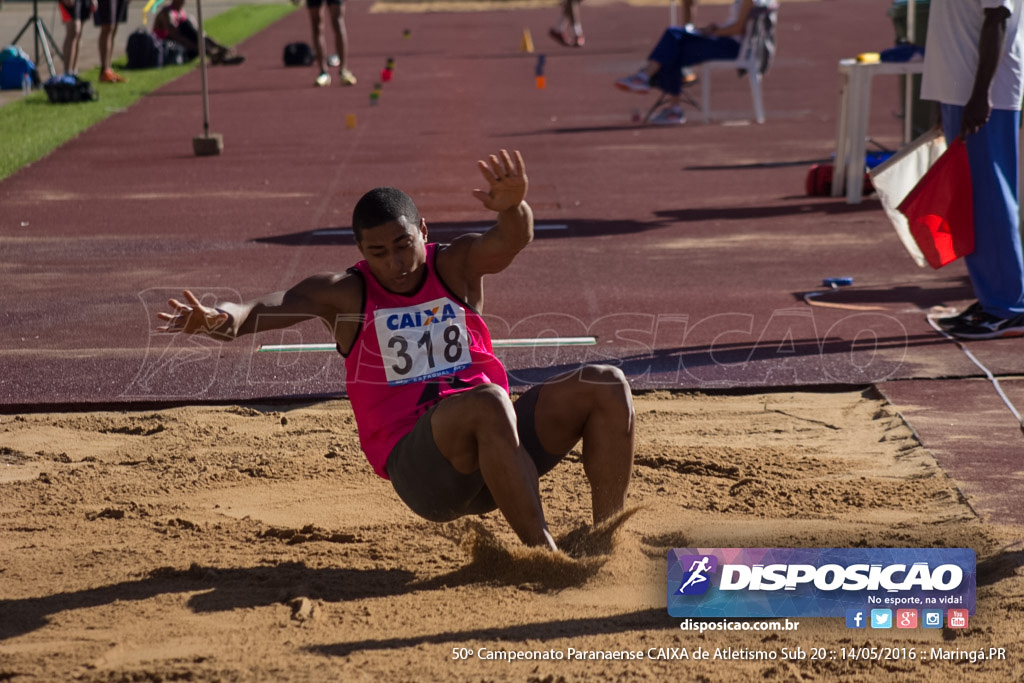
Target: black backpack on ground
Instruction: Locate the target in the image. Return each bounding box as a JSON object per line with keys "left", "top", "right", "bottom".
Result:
{"left": 162, "top": 40, "right": 188, "bottom": 66}
{"left": 43, "top": 75, "right": 98, "bottom": 103}
{"left": 283, "top": 42, "right": 314, "bottom": 67}
{"left": 126, "top": 29, "right": 164, "bottom": 70}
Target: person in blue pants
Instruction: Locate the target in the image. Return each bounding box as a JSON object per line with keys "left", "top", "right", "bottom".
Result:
{"left": 614, "top": 0, "right": 763, "bottom": 125}
{"left": 923, "top": 0, "right": 1024, "bottom": 340}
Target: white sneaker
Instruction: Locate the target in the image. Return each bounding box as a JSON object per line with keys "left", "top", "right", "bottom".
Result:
{"left": 615, "top": 72, "right": 650, "bottom": 93}
{"left": 338, "top": 68, "right": 357, "bottom": 86}
{"left": 649, "top": 105, "right": 685, "bottom": 125}
{"left": 314, "top": 71, "right": 331, "bottom": 87}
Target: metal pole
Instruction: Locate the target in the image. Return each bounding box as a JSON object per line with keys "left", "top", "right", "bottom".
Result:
{"left": 904, "top": 0, "right": 915, "bottom": 143}
{"left": 32, "top": 0, "right": 40, "bottom": 66}
{"left": 195, "top": 0, "right": 211, "bottom": 137}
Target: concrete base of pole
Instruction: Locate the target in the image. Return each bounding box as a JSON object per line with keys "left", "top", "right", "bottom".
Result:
{"left": 192, "top": 133, "right": 223, "bottom": 157}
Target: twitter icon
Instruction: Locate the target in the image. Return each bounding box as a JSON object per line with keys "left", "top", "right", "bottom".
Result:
{"left": 870, "top": 609, "right": 893, "bottom": 629}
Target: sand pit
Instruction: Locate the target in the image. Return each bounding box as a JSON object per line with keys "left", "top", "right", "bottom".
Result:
{"left": 1, "top": 390, "right": 1022, "bottom": 682}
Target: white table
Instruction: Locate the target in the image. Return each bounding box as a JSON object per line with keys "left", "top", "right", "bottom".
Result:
{"left": 832, "top": 58, "right": 925, "bottom": 204}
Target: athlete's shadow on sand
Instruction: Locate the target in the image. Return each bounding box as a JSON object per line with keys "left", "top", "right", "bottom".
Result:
{"left": 0, "top": 550, "right": 641, "bottom": 643}
{"left": 308, "top": 607, "right": 670, "bottom": 657}
{"left": 0, "top": 563, "right": 416, "bottom": 642}
{"left": 977, "top": 547, "right": 1024, "bottom": 587}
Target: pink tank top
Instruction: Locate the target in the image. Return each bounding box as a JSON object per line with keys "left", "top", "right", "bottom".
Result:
{"left": 343, "top": 243, "right": 509, "bottom": 478}
{"left": 153, "top": 8, "right": 186, "bottom": 40}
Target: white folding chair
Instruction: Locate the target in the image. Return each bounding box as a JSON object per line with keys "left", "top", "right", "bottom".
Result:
{"left": 698, "top": 2, "right": 778, "bottom": 124}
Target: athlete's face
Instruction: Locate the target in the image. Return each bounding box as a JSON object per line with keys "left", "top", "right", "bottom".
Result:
{"left": 357, "top": 215, "right": 428, "bottom": 294}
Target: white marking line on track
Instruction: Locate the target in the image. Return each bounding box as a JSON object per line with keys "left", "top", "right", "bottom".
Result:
{"left": 258, "top": 336, "right": 597, "bottom": 353}
{"left": 312, "top": 224, "right": 568, "bottom": 237}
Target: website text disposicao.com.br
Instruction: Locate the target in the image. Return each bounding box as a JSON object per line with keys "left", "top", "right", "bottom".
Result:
{"left": 678, "top": 618, "right": 799, "bottom": 633}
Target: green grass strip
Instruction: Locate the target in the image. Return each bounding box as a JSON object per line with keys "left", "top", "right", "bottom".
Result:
{"left": 0, "top": 3, "right": 295, "bottom": 181}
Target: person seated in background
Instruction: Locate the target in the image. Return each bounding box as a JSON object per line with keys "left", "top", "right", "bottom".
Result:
{"left": 152, "top": 0, "right": 244, "bottom": 65}
{"left": 614, "top": 0, "right": 767, "bottom": 125}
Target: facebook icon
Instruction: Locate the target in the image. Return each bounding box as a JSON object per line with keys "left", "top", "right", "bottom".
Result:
{"left": 845, "top": 609, "right": 867, "bottom": 629}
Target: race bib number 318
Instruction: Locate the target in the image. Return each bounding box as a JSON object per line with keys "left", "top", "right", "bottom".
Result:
{"left": 374, "top": 297, "right": 472, "bottom": 386}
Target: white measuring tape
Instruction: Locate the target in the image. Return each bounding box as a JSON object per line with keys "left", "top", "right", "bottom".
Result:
{"left": 258, "top": 336, "right": 597, "bottom": 353}
{"left": 925, "top": 316, "right": 1024, "bottom": 435}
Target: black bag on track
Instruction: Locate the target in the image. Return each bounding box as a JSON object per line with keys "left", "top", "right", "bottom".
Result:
{"left": 283, "top": 42, "right": 314, "bottom": 67}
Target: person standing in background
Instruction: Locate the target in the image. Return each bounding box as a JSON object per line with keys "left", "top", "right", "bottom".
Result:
{"left": 296, "top": 0, "right": 355, "bottom": 87}
{"left": 60, "top": 0, "right": 95, "bottom": 75}
{"left": 550, "top": 0, "right": 584, "bottom": 47}
{"left": 924, "top": 0, "right": 1024, "bottom": 339}
{"left": 95, "top": 0, "right": 130, "bottom": 82}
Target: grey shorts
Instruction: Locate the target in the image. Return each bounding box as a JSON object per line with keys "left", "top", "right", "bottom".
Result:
{"left": 385, "top": 385, "right": 565, "bottom": 523}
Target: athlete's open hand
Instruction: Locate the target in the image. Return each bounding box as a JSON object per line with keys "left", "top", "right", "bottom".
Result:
{"left": 156, "top": 290, "right": 230, "bottom": 336}
{"left": 472, "top": 149, "right": 528, "bottom": 213}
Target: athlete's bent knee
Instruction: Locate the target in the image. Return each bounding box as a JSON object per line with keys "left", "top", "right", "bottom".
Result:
{"left": 458, "top": 383, "right": 516, "bottom": 428}
{"left": 578, "top": 364, "right": 629, "bottom": 387}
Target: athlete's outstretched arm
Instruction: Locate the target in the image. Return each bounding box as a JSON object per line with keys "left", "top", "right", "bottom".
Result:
{"left": 466, "top": 149, "right": 534, "bottom": 276}
{"left": 156, "top": 273, "right": 357, "bottom": 340}
{"left": 156, "top": 290, "right": 234, "bottom": 338}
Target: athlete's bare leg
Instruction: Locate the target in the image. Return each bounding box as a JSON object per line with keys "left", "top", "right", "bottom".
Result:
{"left": 308, "top": 6, "right": 327, "bottom": 73}
{"left": 430, "top": 384, "right": 556, "bottom": 549}
{"left": 98, "top": 23, "right": 116, "bottom": 72}
{"left": 530, "top": 365, "right": 634, "bottom": 524}
{"left": 327, "top": 3, "right": 348, "bottom": 70}
{"left": 63, "top": 19, "right": 83, "bottom": 74}
{"left": 430, "top": 365, "right": 633, "bottom": 546}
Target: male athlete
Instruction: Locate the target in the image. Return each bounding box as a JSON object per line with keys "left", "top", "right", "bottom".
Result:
{"left": 157, "top": 150, "right": 635, "bottom": 551}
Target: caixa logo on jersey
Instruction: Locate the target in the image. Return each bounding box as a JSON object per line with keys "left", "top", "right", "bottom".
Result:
{"left": 667, "top": 548, "right": 976, "bottom": 618}
{"left": 386, "top": 303, "right": 459, "bottom": 330}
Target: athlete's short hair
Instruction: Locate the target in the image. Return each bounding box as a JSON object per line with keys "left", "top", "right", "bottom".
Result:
{"left": 351, "top": 187, "right": 420, "bottom": 242}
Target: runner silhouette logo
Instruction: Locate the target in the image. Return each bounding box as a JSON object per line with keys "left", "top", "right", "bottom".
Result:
{"left": 676, "top": 554, "right": 719, "bottom": 595}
